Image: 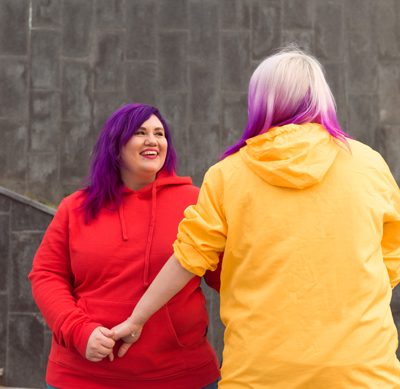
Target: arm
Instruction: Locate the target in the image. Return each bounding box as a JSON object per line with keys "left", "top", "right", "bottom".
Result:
{"left": 29, "top": 199, "right": 115, "bottom": 361}
{"left": 133, "top": 254, "right": 195, "bottom": 321}
{"left": 113, "top": 167, "right": 227, "bottom": 355}
{"left": 112, "top": 254, "right": 195, "bottom": 357}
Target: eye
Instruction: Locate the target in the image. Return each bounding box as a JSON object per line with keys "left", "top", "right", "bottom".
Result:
{"left": 156, "top": 131, "right": 165, "bottom": 136}
{"left": 135, "top": 130, "right": 145, "bottom": 135}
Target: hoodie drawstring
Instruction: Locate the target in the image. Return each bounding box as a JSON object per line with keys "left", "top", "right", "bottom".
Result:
{"left": 118, "top": 183, "right": 158, "bottom": 287}
{"left": 119, "top": 204, "right": 128, "bottom": 241}
{"left": 143, "top": 183, "right": 157, "bottom": 287}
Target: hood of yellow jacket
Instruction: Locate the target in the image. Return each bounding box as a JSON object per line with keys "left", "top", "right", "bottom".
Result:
{"left": 240, "top": 123, "right": 341, "bottom": 189}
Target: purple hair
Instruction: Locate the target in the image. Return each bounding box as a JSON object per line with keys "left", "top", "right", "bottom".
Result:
{"left": 80, "top": 104, "right": 177, "bottom": 223}
{"left": 221, "top": 46, "right": 351, "bottom": 158}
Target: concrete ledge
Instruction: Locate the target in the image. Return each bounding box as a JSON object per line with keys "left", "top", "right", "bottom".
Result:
{"left": 0, "top": 186, "right": 56, "bottom": 216}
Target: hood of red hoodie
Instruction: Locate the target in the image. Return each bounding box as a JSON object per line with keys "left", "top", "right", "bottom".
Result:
{"left": 122, "top": 168, "right": 193, "bottom": 198}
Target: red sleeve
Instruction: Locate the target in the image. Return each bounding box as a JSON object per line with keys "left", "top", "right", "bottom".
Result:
{"left": 203, "top": 253, "right": 223, "bottom": 293}
{"left": 28, "top": 199, "right": 100, "bottom": 358}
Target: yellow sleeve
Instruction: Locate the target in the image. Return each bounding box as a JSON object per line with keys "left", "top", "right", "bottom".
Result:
{"left": 381, "top": 165, "right": 400, "bottom": 289}
{"left": 173, "top": 167, "right": 227, "bottom": 277}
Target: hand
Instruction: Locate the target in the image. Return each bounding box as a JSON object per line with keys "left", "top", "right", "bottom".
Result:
{"left": 85, "top": 327, "right": 115, "bottom": 362}
{"left": 111, "top": 319, "right": 143, "bottom": 358}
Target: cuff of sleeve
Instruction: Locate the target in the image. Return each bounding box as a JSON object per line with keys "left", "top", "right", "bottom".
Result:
{"left": 71, "top": 321, "right": 102, "bottom": 358}
{"left": 173, "top": 240, "right": 217, "bottom": 277}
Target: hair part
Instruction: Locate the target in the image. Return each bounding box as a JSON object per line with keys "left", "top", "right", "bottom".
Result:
{"left": 79, "top": 103, "right": 177, "bottom": 223}
{"left": 221, "top": 44, "right": 350, "bottom": 158}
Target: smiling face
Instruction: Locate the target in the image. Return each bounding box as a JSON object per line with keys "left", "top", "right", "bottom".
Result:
{"left": 119, "top": 114, "right": 168, "bottom": 191}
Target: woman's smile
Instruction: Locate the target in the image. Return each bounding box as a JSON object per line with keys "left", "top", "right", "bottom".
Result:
{"left": 140, "top": 148, "right": 159, "bottom": 159}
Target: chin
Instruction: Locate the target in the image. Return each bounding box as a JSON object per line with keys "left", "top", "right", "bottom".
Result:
{"left": 141, "top": 166, "right": 163, "bottom": 175}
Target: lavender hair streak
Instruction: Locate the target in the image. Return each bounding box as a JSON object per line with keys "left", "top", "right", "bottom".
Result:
{"left": 221, "top": 46, "right": 351, "bottom": 159}
{"left": 79, "top": 104, "right": 178, "bottom": 224}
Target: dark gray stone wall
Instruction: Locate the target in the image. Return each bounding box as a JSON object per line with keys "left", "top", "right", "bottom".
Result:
{"left": 1, "top": 0, "right": 400, "bottom": 387}
{"left": 0, "top": 187, "right": 55, "bottom": 388}
{"left": 1, "top": 0, "right": 399, "bottom": 202}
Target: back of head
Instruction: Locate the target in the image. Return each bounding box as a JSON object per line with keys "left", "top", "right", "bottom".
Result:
{"left": 222, "top": 44, "right": 349, "bottom": 158}
{"left": 250, "top": 45, "right": 334, "bottom": 128}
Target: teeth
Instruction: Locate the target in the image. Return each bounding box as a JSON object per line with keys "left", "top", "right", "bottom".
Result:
{"left": 141, "top": 151, "right": 157, "bottom": 155}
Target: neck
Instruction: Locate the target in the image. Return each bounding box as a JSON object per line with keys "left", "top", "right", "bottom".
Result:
{"left": 121, "top": 173, "right": 156, "bottom": 192}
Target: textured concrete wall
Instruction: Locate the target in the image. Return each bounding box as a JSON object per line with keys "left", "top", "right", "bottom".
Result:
{"left": 0, "top": 187, "right": 54, "bottom": 388}
{"left": 1, "top": 0, "right": 400, "bottom": 387}
{"left": 1, "top": 0, "right": 400, "bottom": 202}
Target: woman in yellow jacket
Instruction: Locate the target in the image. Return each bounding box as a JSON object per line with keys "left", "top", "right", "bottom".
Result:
{"left": 111, "top": 46, "right": 400, "bottom": 388}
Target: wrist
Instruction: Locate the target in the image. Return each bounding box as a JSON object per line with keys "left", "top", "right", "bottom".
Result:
{"left": 72, "top": 321, "right": 101, "bottom": 358}
{"left": 128, "top": 310, "right": 147, "bottom": 329}
{"left": 125, "top": 318, "right": 142, "bottom": 337}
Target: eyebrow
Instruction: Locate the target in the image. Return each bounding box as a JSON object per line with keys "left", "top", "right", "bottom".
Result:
{"left": 139, "top": 126, "right": 164, "bottom": 131}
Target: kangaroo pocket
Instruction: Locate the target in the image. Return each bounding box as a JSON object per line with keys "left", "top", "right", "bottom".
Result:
{"left": 167, "top": 288, "right": 209, "bottom": 350}
{"left": 52, "top": 298, "right": 189, "bottom": 379}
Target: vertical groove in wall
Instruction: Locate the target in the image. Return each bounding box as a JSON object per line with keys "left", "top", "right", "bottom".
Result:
{"left": 26, "top": 0, "right": 33, "bottom": 196}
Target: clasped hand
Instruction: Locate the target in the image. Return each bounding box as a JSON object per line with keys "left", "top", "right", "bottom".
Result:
{"left": 85, "top": 320, "right": 143, "bottom": 362}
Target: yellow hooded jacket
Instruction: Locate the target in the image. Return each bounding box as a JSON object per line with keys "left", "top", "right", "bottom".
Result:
{"left": 173, "top": 123, "right": 400, "bottom": 388}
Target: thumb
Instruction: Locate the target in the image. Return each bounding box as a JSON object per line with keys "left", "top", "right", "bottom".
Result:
{"left": 98, "top": 327, "right": 115, "bottom": 338}
{"left": 118, "top": 342, "right": 133, "bottom": 358}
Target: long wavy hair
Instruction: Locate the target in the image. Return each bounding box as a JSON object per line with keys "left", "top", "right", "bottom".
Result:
{"left": 221, "top": 45, "right": 350, "bottom": 158}
{"left": 79, "top": 104, "right": 177, "bottom": 224}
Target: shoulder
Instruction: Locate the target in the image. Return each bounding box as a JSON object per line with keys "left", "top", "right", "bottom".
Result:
{"left": 347, "top": 139, "right": 390, "bottom": 172}
{"left": 205, "top": 152, "right": 244, "bottom": 183}
{"left": 341, "top": 139, "right": 399, "bottom": 192}
{"left": 57, "top": 190, "right": 86, "bottom": 213}
{"left": 347, "top": 138, "right": 377, "bottom": 156}
{"left": 163, "top": 182, "right": 200, "bottom": 203}
{"left": 174, "top": 183, "right": 200, "bottom": 196}
{"left": 184, "top": 184, "right": 200, "bottom": 197}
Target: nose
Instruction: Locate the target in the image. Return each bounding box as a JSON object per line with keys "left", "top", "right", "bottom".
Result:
{"left": 144, "top": 133, "right": 157, "bottom": 146}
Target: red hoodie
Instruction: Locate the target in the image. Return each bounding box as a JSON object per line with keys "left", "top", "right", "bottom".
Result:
{"left": 29, "top": 170, "right": 220, "bottom": 389}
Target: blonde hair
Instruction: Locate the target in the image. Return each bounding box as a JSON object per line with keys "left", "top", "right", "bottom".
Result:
{"left": 222, "top": 44, "right": 349, "bottom": 158}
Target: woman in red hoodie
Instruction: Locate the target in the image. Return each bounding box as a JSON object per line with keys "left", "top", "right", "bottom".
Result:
{"left": 29, "top": 104, "right": 221, "bottom": 389}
